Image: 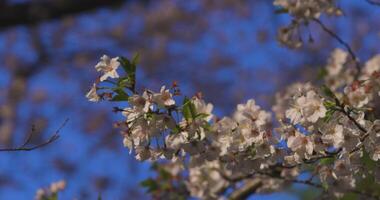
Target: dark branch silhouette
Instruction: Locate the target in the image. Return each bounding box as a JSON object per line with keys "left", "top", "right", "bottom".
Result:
{"left": 365, "top": 0, "right": 380, "bottom": 6}
{"left": 0, "top": 118, "right": 69, "bottom": 152}
{"left": 0, "top": 0, "right": 126, "bottom": 29}
{"left": 313, "top": 18, "right": 362, "bottom": 78}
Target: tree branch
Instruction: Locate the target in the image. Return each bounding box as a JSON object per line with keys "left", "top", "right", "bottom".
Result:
{"left": 365, "top": 0, "right": 380, "bottom": 6}
{"left": 231, "top": 171, "right": 380, "bottom": 200}
{"left": 0, "top": 0, "right": 126, "bottom": 30}
{"left": 313, "top": 19, "right": 362, "bottom": 78}
{"left": 0, "top": 118, "right": 69, "bottom": 152}
{"left": 228, "top": 179, "right": 263, "bottom": 200}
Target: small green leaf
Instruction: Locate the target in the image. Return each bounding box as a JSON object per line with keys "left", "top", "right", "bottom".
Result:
{"left": 172, "top": 125, "right": 182, "bottom": 134}
{"left": 362, "top": 148, "right": 377, "bottom": 171}
{"left": 340, "top": 193, "right": 358, "bottom": 200}
{"left": 202, "top": 123, "right": 212, "bottom": 131}
{"left": 274, "top": 8, "right": 288, "bottom": 14}
{"left": 46, "top": 193, "right": 58, "bottom": 200}
{"left": 159, "top": 169, "right": 172, "bottom": 180}
{"left": 319, "top": 157, "right": 335, "bottom": 165}
{"left": 140, "top": 178, "right": 159, "bottom": 193}
{"left": 117, "top": 77, "right": 132, "bottom": 88}
{"left": 111, "top": 88, "right": 129, "bottom": 101}
{"left": 321, "top": 85, "right": 336, "bottom": 99}
{"left": 118, "top": 56, "right": 137, "bottom": 92}
{"left": 317, "top": 68, "right": 328, "bottom": 80}
{"left": 189, "top": 101, "right": 197, "bottom": 119}
{"left": 322, "top": 182, "right": 329, "bottom": 190}
{"left": 323, "top": 100, "right": 336, "bottom": 109}
{"left": 322, "top": 109, "right": 335, "bottom": 122}
{"left": 195, "top": 113, "right": 209, "bottom": 119}
{"left": 132, "top": 53, "right": 140, "bottom": 66}
{"left": 182, "top": 97, "right": 197, "bottom": 122}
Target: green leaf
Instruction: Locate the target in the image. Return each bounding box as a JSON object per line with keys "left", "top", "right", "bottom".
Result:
{"left": 189, "top": 101, "right": 197, "bottom": 119}
{"left": 274, "top": 8, "right": 288, "bottom": 14}
{"left": 182, "top": 97, "right": 197, "bottom": 122}
{"left": 118, "top": 56, "right": 137, "bottom": 92}
{"left": 323, "top": 100, "right": 336, "bottom": 109}
{"left": 159, "top": 169, "right": 172, "bottom": 180}
{"left": 97, "top": 193, "right": 102, "bottom": 200}
{"left": 132, "top": 53, "right": 140, "bottom": 66}
{"left": 322, "top": 109, "right": 335, "bottom": 122}
{"left": 172, "top": 125, "right": 182, "bottom": 134}
{"left": 46, "top": 193, "right": 58, "bottom": 200}
{"left": 322, "top": 182, "right": 329, "bottom": 190}
{"left": 317, "top": 68, "right": 328, "bottom": 80}
{"left": 362, "top": 148, "right": 377, "bottom": 171}
{"left": 321, "top": 85, "right": 336, "bottom": 99}
{"left": 202, "top": 123, "right": 212, "bottom": 131}
{"left": 319, "top": 157, "right": 335, "bottom": 165}
{"left": 117, "top": 77, "right": 132, "bottom": 88}
{"left": 150, "top": 162, "right": 159, "bottom": 170}
{"left": 118, "top": 57, "right": 133, "bottom": 73}
{"left": 339, "top": 193, "right": 358, "bottom": 200}
{"left": 111, "top": 88, "right": 129, "bottom": 101}
{"left": 195, "top": 113, "right": 209, "bottom": 119}
{"left": 140, "top": 178, "right": 159, "bottom": 193}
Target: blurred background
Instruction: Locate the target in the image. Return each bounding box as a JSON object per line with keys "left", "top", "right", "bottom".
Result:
{"left": 0, "top": 0, "right": 379, "bottom": 199}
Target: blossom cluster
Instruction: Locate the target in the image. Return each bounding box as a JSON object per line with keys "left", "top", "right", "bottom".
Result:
{"left": 86, "top": 46, "right": 380, "bottom": 199}
{"left": 35, "top": 180, "right": 66, "bottom": 200}
{"left": 81, "top": 0, "right": 380, "bottom": 198}
{"left": 274, "top": 0, "right": 342, "bottom": 48}
{"left": 274, "top": 0, "right": 342, "bottom": 21}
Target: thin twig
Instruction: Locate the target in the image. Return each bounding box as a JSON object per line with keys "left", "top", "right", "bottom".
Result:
{"left": 313, "top": 18, "right": 361, "bottom": 78}
{"left": 366, "top": 0, "right": 380, "bottom": 6}
{"left": 228, "top": 179, "right": 263, "bottom": 200}
{"left": 256, "top": 171, "right": 380, "bottom": 199}
{"left": 0, "top": 118, "right": 69, "bottom": 152}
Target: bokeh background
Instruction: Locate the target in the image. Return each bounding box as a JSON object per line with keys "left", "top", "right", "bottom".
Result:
{"left": 0, "top": 0, "right": 379, "bottom": 199}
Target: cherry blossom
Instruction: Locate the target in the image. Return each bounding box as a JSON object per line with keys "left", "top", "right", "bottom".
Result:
{"left": 85, "top": 3, "right": 380, "bottom": 197}
{"left": 85, "top": 83, "right": 99, "bottom": 102}
{"left": 95, "top": 55, "right": 120, "bottom": 82}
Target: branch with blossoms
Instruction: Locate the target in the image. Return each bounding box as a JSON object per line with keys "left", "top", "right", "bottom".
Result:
{"left": 274, "top": 0, "right": 363, "bottom": 78}
{"left": 86, "top": 46, "right": 380, "bottom": 199}
{"left": 35, "top": 180, "right": 66, "bottom": 200}
{"left": 85, "top": 1, "right": 380, "bottom": 199}
{"left": 365, "top": 0, "right": 380, "bottom": 6}
{"left": 313, "top": 19, "right": 362, "bottom": 78}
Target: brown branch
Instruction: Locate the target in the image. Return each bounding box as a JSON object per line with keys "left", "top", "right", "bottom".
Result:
{"left": 0, "top": 118, "right": 69, "bottom": 152}
{"left": 229, "top": 171, "right": 380, "bottom": 200}
{"left": 313, "top": 19, "right": 361, "bottom": 78}
{"left": 228, "top": 179, "right": 263, "bottom": 200}
{"left": 0, "top": 0, "right": 127, "bottom": 30}
{"left": 365, "top": 0, "right": 380, "bottom": 6}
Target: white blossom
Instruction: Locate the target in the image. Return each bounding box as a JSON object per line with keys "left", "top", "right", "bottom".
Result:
{"left": 192, "top": 97, "right": 214, "bottom": 121}
{"left": 153, "top": 86, "right": 175, "bottom": 107}
{"left": 186, "top": 160, "right": 228, "bottom": 199}
{"left": 286, "top": 90, "right": 326, "bottom": 124}
{"left": 321, "top": 124, "right": 344, "bottom": 148}
{"left": 95, "top": 55, "right": 120, "bottom": 82}
{"left": 273, "top": 0, "right": 342, "bottom": 20}
{"left": 86, "top": 83, "right": 100, "bottom": 102}
{"left": 344, "top": 84, "right": 371, "bottom": 108}
{"left": 326, "top": 48, "right": 348, "bottom": 76}
{"left": 287, "top": 131, "right": 314, "bottom": 158}
{"left": 362, "top": 54, "right": 380, "bottom": 78}
{"left": 234, "top": 99, "right": 271, "bottom": 127}
{"left": 364, "top": 120, "right": 380, "bottom": 161}
{"left": 35, "top": 180, "right": 66, "bottom": 200}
